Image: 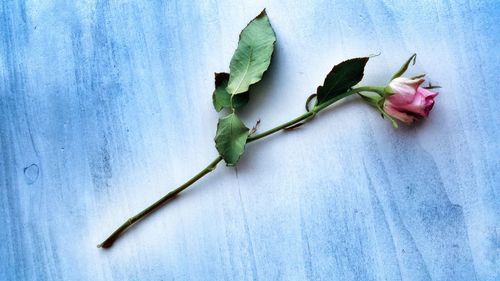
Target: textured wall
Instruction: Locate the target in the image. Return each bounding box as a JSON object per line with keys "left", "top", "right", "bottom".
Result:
{"left": 1, "top": 1, "right": 498, "bottom": 280}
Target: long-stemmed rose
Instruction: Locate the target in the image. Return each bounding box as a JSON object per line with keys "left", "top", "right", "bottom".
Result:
{"left": 98, "top": 12, "right": 440, "bottom": 249}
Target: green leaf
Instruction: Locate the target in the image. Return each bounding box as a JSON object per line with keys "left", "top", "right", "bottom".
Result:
{"left": 410, "top": 73, "right": 426, "bottom": 80}
{"left": 359, "top": 93, "right": 383, "bottom": 108}
{"left": 226, "top": 10, "right": 276, "bottom": 97}
{"left": 316, "top": 57, "right": 369, "bottom": 105}
{"left": 391, "top": 53, "right": 416, "bottom": 80}
{"left": 214, "top": 113, "right": 250, "bottom": 166}
{"left": 212, "top": 73, "right": 250, "bottom": 112}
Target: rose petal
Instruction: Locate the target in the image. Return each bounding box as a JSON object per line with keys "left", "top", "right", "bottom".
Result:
{"left": 417, "top": 87, "right": 438, "bottom": 98}
{"left": 388, "top": 77, "right": 425, "bottom": 104}
{"left": 384, "top": 100, "right": 417, "bottom": 123}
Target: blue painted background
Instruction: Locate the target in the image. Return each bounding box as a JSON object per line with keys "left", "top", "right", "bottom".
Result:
{"left": 1, "top": 1, "right": 499, "bottom": 280}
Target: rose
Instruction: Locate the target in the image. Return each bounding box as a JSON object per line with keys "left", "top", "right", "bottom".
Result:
{"left": 383, "top": 77, "right": 438, "bottom": 123}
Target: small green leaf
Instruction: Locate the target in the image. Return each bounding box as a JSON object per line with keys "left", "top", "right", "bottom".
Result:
{"left": 410, "top": 73, "right": 426, "bottom": 79}
{"left": 359, "top": 93, "right": 382, "bottom": 108}
{"left": 378, "top": 106, "right": 399, "bottom": 128}
{"left": 316, "top": 57, "right": 369, "bottom": 105}
{"left": 226, "top": 10, "right": 276, "bottom": 97}
{"left": 391, "top": 53, "right": 416, "bottom": 80}
{"left": 212, "top": 73, "right": 249, "bottom": 112}
{"left": 214, "top": 113, "right": 250, "bottom": 166}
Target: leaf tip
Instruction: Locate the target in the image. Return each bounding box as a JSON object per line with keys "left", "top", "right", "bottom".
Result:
{"left": 410, "top": 53, "right": 417, "bottom": 65}
{"left": 258, "top": 8, "right": 267, "bottom": 18}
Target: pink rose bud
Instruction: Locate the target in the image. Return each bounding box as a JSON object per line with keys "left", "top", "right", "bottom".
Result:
{"left": 383, "top": 77, "right": 438, "bottom": 123}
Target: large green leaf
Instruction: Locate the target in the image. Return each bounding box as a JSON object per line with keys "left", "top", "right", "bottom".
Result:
{"left": 316, "top": 57, "right": 369, "bottom": 105}
{"left": 212, "top": 72, "right": 250, "bottom": 112}
{"left": 214, "top": 113, "right": 250, "bottom": 166}
{"left": 226, "top": 10, "right": 276, "bottom": 97}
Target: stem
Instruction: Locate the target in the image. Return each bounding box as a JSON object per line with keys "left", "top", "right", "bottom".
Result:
{"left": 98, "top": 156, "right": 223, "bottom": 248}
{"left": 312, "top": 86, "right": 383, "bottom": 113}
{"left": 247, "top": 111, "right": 315, "bottom": 142}
{"left": 248, "top": 86, "right": 379, "bottom": 142}
{"left": 98, "top": 86, "right": 380, "bottom": 248}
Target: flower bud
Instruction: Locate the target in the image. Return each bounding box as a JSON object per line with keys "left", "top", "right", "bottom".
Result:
{"left": 383, "top": 77, "right": 438, "bottom": 123}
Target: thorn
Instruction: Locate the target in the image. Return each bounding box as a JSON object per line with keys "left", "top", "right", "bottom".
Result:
{"left": 249, "top": 119, "right": 261, "bottom": 135}
{"left": 284, "top": 122, "right": 305, "bottom": 131}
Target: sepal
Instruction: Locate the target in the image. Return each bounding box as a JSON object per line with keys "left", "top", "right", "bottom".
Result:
{"left": 390, "top": 53, "right": 416, "bottom": 80}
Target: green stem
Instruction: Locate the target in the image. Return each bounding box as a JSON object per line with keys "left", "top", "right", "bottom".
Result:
{"left": 248, "top": 86, "right": 381, "bottom": 142}
{"left": 247, "top": 111, "right": 315, "bottom": 142}
{"left": 98, "top": 86, "right": 380, "bottom": 249}
{"left": 312, "top": 86, "right": 384, "bottom": 113}
{"left": 98, "top": 156, "right": 223, "bottom": 248}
